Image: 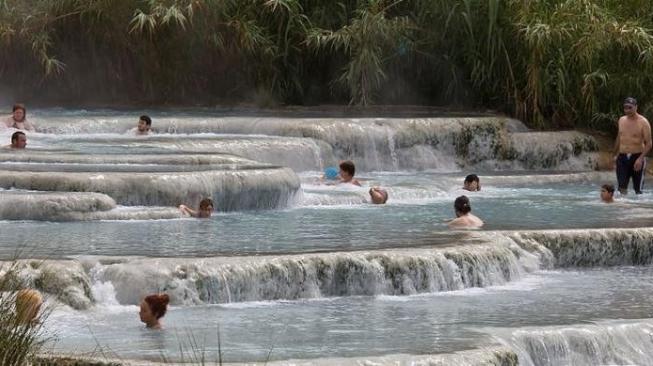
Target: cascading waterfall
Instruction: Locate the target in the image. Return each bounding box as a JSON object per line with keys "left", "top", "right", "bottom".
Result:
{"left": 508, "top": 228, "right": 653, "bottom": 267}
{"left": 9, "top": 227, "right": 653, "bottom": 310}
{"left": 385, "top": 127, "right": 399, "bottom": 170}
{"left": 506, "top": 131, "right": 599, "bottom": 170}
{"left": 29, "top": 114, "right": 599, "bottom": 171}
{"left": 493, "top": 320, "right": 653, "bottom": 366}
{"left": 259, "top": 347, "right": 518, "bottom": 366}
{"left": 3, "top": 110, "right": 646, "bottom": 365}
{"left": 1, "top": 234, "right": 549, "bottom": 308}
{"left": 0, "top": 151, "right": 300, "bottom": 210}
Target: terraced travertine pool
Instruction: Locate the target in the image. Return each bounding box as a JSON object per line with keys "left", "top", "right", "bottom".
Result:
{"left": 2, "top": 110, "right": 653, "bottom": 365}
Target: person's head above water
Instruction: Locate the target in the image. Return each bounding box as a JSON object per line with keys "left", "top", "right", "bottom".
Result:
{"left": 137, "top": 115, "right": 152, "bottom": 134}
{"left": 369, "top": 187, "right": 388, "bottom": 204}
{"left": 601, "top": 184, "right": 615, "bottom": 203}
{"left": 449, "top": 195, "right": 483, "bottom": 228}
{"left": 11, "top": 131, "right": 26, "bottom": 149}
{"left": 454, "top": 195, "right": 472, "bottom": 217}
{"left": 12, "top": 103, "right": 26, "bottom": 122}
{"left": 339, "top": 160, "right": 356, "bottom": 181}
{"left": 198, "top": 198, "right": 214, "bottom": 218}
{"left": 623, "top": 97, "right": 638, "bottom": 117}
{"left": 463, "top": 174, "right": 480, "bottom": 191}
{"left": 15, "top": 288, "right": 43, "bottom": 324}
{"left": 139, "top": 293, "right": 169, "bottom": 329}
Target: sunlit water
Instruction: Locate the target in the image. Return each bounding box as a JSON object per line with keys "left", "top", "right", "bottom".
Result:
{"left": 0, "top": 110, "right": 651, "bottom": 365}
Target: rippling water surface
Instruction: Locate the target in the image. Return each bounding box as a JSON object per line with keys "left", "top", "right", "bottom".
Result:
{"left": 1, "top": 110, "right": 651, "bottom": 365}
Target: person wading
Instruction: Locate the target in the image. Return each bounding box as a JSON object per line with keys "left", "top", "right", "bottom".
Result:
{"left": 613, "top": 97, "right": 652, "bottom": 194}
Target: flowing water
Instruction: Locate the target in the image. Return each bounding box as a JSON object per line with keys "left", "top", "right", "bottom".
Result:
{"left": 1, "top": 110, "right": 652, "bottom": 365}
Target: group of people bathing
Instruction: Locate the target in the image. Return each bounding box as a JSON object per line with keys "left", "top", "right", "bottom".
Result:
{"left": 3, "top": 104, "right": 153, "bottom": 149}
{"left": 11, "top": 288, "right": 170, "bottom": 330}
{"left": 322, "top": 160, "right": 483, "bottom": 228}
{"left": 4, "top": 104, "right": 32, "bottom": 149}
{"left": 6, "top": 96, "right": 651, "bottom": 329}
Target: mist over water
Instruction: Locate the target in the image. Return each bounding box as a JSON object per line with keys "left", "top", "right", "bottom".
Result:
{"left": 1, "top": 109, "right": 650, "bottom": 365}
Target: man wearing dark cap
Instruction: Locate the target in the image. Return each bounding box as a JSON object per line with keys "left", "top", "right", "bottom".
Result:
{"left": 613, "top": 97, "right": 651, "bottom": 194}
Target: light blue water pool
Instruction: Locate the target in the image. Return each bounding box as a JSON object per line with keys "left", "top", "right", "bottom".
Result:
{"left": 0, "top": 110, "right": 651, "bottom": 366}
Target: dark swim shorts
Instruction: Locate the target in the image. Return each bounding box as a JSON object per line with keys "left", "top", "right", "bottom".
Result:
{"left": 616, "top": 153, "right": 646, "bottom": 194}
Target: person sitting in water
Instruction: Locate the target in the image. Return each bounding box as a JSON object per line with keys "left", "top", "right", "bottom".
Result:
{"left": 601, "top": 183, "right": 615, "bottom": 203}
{"left": 134, "top": 115, "right": 152, "bottom": 135}
{"left": 179, "top": 198, "right": 214, "bottom": 218}
{"left": 4, "top": 104, "right": 35, "bottom": 131}
{"left": 447, "top": 195, "right": 484, "bottom": 229}
{"left": 369, "top": 187, "right": 389, "bottom": 204}
{"left": 15, "top": 289, "right": 43, "bottom": 325}
{"left": 9, "top": 131, "right": 27, "bottom": 149}
{"left": 139, "top": 293, "right": 170, "bottom": 329}
{"left": 338, "top": 160, "right": 361, "bottom": 186}
{"left": 463, "top": 174, "right": 480, "bottom": 192}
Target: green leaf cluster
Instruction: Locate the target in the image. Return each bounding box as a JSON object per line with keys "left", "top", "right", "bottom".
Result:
{"left": 2, "top": 0, "right": 653, "bottom": 129}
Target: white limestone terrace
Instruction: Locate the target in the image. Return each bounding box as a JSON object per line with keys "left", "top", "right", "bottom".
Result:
{"left": 27, "top": 111, "right": 600, "bottom": 171}
{"left": 0, "top": 151, "right": 300, "bottom": 211}
{"left": 5, "top": 227, "right": 653, "bottom": 310}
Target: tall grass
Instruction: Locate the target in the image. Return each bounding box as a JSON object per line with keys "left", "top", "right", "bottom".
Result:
{"left": 1, "top": 0, "right": 653, "bottom": 130}
{"left": 0, "top": 262, "right": 49, "bottom": 365}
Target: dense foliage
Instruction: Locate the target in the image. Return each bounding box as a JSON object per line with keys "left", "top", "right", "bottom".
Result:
{"left": 1, "top": 0, "right": 653, "bottom": 129}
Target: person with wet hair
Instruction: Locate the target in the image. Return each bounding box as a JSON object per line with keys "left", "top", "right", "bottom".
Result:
{"left": 463, "top": 174, "right": 480, "bottom": 192}
{"left": 4, "top": 103, "right": 35, "bottom": 131}
{"left": 134, "top": 115, "right": 152, "bottom": 135}
{"left": 179, "top": 197, "right": 214, "bottom": 218}
{"left": 139, "top": 293, "right": 170, "bottom": 329}
{"left": 369, "top": 187, "right": 389, "bottom": 204}
{"left": 447, "top": 195, "right": 483, "bottom": 229}
{"left": 338, "top": 160, "right": 361, "bottom": 186}
{"left": 9, "top": 131, "right": 27, "bottom": 149}
{"left": 15, "top": 289, "right": 43, "bottom": 325}
{"left": 600, "top": 184, "right": 615, "bottom": 203}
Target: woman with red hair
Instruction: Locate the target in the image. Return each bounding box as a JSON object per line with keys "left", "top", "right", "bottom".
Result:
{"left": 139, "top": 293, "right": 170, "bottom": 329}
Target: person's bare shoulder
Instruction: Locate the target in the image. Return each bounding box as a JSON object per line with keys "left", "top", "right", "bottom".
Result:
{"left": 617, "top": 115, "right": 628, "bottom": 126}
{"left": 447, "top": 217, "right": 465, "bottom": 228}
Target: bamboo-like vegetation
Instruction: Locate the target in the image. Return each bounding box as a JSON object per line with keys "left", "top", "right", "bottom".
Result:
{"left": 0, "top": 262, "right": 49, "bottom": 365}
{"left": 2, "top": 0, "right": 653, "bottom": 129}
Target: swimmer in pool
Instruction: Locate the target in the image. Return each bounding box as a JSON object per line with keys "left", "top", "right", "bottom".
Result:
{"left": 8, "top": 131, "right": 27, "bottom": 149}
{"left": 4, "top": 104, "right": 35, "bottom": 131}
{"left": 463, "top": 174, "right": 480, "bottom": 192}
{"left": 133, "top": 115, "right": 152, "bottom": 135}
{"left": 447, "top": 195, "right": 483, "bottom": 229}
{"left": 600, "top": 184, "right": 615, "bottom": 203}
{"left": 179, "top": 198, "right": 214, "bottom": 218}
{"left": 338, "top": 160, "right": 361, "bottom": 186}
{"left": 369, "top": 187, "right": 389, "bottom": 204}
{"left": 139, "top": 293, "right": 169, "bottom": 329}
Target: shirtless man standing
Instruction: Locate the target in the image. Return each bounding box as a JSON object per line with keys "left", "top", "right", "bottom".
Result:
{"left": 614, "top": 97, "right": 652, "bottom": 194}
